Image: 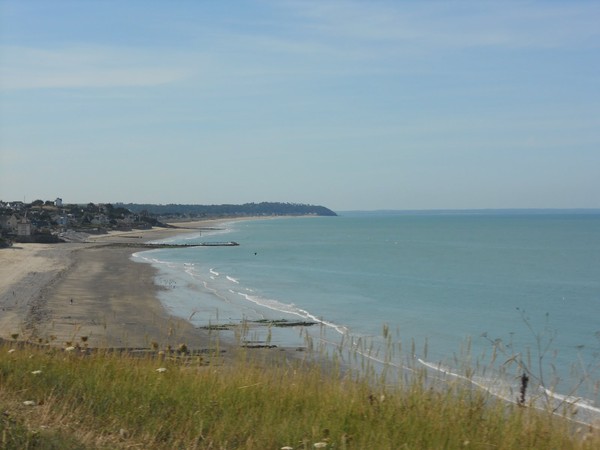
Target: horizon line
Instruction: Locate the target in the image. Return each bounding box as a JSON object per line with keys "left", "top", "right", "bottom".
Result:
{"left": 336, "top": 208, "right": 600, "bottom": 214}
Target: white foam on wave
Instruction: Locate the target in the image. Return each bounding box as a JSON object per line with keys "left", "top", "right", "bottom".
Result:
{"left": 233, "top": 290, "right": 349, "bottom": 335}
{"left": 417, "top": 358, "right": 600, "bottom": 426}
{"left": 418, "top": 358, "right": 523, "bottom": 404}
{"left": 540, "top": 387, "right": 600, "bottom": 414}
{"left": 172, "top": 262, "right": 350, "bottom": 338}
{"left": 131, "top": 252, "right": 172, "bottom": 266}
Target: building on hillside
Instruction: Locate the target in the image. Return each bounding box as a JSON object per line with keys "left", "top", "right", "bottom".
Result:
{"left": 0, "top": 215, "right": 11, "bottom": 232}
{"left": 91, "top": 215, "right": 109, "bottom": 226}
{"left": 52, "top": 214, "right": 68, "bottom": 227}
{"left": 0, "top": 214, "right": 20, "bottom": 233}
{"left": 55, "top": 198, "right": 63, "bottom": 207}
{"left": 8, "top": 202, "right": 25, "bottom": 211}
{"left": 17, "top": 215, "right": 32, "bottom": 236}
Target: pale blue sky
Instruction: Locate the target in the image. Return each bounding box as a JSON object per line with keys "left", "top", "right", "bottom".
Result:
{"left": 1, "top": 1, "right": 598, "bottom": 211}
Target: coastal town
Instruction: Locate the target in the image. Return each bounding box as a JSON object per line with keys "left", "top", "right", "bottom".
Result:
{"left": 0, "top": 199, "right": 336, "bottom": 247}
{"left": 0, "top": 198, "right": 163, "bottom": 247}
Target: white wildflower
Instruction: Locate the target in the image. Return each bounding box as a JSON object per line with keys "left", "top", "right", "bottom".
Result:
{"left": 23, "top": 401, "right": 36, "bottom": 406}
{"left": 31, "top": 370, "right": 42, "bottom": 375}
{"left": 314, "top": 443, "right": 328, "bottom": 449}
{"left": 156, "top": 367, "right": 167, "bottom": 373}
{"left": 8, "top": 349, "right": 16, "bottom": 353}
{"left": 281, "top": 447, "right": 294, "bottom": 450}
{"left": 65, "top": 346, "right": 76, "bottom": 352}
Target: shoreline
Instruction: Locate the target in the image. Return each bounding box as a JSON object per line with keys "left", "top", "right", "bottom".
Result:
{"left": 0, "top": 220, "right": 236, "bottom": 350}
{"left": 3, "top": 218, "right": 599, "bottom": 427}
{"left": 0, "top": 217, "right": 305, "bottom": 365}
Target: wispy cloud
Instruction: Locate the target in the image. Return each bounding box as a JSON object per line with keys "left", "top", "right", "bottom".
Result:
{"left": 274, "top": 0, "right": 600, "bottom": 50}
{"left": 180, "top": 0, "right": 600, "bottom": 88}
{"left": 0, "top": 45, "right": 189, "bottom": 90}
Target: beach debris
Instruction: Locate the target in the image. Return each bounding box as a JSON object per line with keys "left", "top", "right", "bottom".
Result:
{"left": 156, "top": 367, "right": 167, "bottom": 373}
{"left": 31, "top": 370, "right": 42, "bottom": 375}
{"left": 22, "top": 401, "right": 36, "bottom": 406}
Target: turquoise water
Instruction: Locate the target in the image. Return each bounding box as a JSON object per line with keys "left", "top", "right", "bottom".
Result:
{"left": 133, "top": 212, "right": 600, "bottom": 420}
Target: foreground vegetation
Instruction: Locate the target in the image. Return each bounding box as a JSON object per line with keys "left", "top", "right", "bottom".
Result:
{"left": 0, "top": 340, "right": 598, "bottom": 450}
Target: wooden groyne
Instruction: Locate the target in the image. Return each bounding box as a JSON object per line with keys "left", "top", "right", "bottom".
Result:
{"left": 198, "top": 242, "right": 240, "bottom": 247}
{"left": 98, "top": 241, "right": 239, "bottom": 249}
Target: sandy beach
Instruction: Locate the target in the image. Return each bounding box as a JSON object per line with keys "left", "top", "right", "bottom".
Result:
{"left": 0, "top": 221, "right": 233, "bottom": 350}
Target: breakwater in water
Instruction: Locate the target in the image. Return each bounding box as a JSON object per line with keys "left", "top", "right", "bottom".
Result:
{"left": 100, "top": 241, "right": 239, "bottom": 249}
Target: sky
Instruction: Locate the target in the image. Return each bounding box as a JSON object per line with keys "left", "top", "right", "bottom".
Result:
{"left": 0, "top": 1, "right": 599, "bottom": 211}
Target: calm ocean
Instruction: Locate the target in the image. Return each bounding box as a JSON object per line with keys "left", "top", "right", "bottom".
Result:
{"left": 133, "top": 211, "right": 600, "bottom": 421}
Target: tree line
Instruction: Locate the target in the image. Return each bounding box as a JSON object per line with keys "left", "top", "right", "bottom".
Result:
{"left": 122, "top": 202, "right": 337, "bottom": 218}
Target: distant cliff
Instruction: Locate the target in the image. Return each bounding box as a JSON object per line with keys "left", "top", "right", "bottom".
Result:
{"left": 123, "top": 202, "right": 337, "bottom": 218}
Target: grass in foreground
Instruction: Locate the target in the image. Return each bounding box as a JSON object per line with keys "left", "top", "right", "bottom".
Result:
{"left": 0, "top": 340, "right": 599, "bottom": 449}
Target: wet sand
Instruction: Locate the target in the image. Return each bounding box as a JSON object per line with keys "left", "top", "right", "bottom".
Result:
{"left": 1, "top": 218, "right": 310, "bottom": 371}
{"left": 0, "top": 222, "right": 230, "bottom": 350}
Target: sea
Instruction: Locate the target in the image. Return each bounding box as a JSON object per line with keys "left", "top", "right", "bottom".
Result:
{"left": 132, "top": 210, "right": 600, "bottom": 424}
